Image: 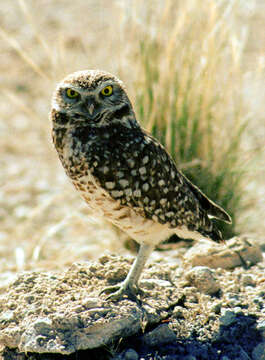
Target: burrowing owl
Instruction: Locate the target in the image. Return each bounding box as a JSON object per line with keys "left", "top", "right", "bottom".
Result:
{"left": 50, "top": 70, "right": 231, "bottom": 301}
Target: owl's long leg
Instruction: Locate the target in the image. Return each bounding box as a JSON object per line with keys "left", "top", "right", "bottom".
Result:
{"left": 100, "top": 243, "right": 154, "bottom": 301}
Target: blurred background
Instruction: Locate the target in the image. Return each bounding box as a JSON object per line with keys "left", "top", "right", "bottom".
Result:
{"left": 0, "top": 0, "right": 264, "bottom": 285}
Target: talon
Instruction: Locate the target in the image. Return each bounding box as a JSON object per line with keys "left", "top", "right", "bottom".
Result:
{"left": 99, "top": 284, "right": 121, "bottom": 296}
{"left": 100, "top": 281, "right": 141, "bottom": 303}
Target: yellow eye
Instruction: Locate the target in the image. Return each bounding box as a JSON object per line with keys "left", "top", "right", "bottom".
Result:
{"left": 66, "top": 88, "right": 79, "bottom": 99}
{"left": 101, "top": 85, "right": 113, "bottom": 96}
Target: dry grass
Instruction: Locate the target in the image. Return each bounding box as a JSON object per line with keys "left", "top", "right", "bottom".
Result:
{"left": 0, "top": 0, "right": 264, "bottom": 281}
{"left": 131, "top": 1, "right": 251, "bottom": 237}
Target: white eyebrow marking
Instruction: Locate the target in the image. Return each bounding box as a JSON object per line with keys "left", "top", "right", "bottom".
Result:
{"left": 52, "top": 98, "right": 60, "bottom": 110}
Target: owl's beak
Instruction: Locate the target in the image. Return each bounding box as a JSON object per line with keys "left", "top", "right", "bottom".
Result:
{"left": 84, "top": 107, "right": 102, "bottom": 123}
{"left": 88, "top": 103, "right": 94, "bottom": 116}
{"left": 85, "top": 97, "right": 100, "bottom": 120}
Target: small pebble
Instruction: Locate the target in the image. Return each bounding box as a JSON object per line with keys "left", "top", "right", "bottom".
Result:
{"left": 257, "top": 320, "right": 265, "bottom": 331}
{"left": 233, "top": 307, "right": 243, "bottom": 315}
{"left": 219, "top": 310, "right": 237, "bottom": 326}
{"left": 25, "top": 295, "right": 35, "bottom": 304}
{"left": 124, "top": 348, "right": 139, "bottom": 360}
{"left": 253, "top": 297, "right": 263, "bottom": 308}
{"left": 257, "top": 320, "right": 265, "bottom": 340}
{"left": 141, "top": 324, "right": 176, "bottom": 347}
{"left": 0, "top": 311, "right": 14, "bottom": 324}
{"left": 173, "top": 306, "right": 184, "bottom": 318}
{"left": 185, "top": 266, "right": 220, "bottom": 295}
{"left": 252, "top": 343, "right": 265, "bottom": 360}
{"left": 241, "top": 274, "right": 256, "bottom": 287}
{"left": 211, "top": 302, "right": 222, "bottom": 314}
{"left": 81, "top": 297, "right": 99, "bottom": 308}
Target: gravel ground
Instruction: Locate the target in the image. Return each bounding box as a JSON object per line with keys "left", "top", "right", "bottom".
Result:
{"left": 0, "top": 237, "right": 264, "bottom": 360}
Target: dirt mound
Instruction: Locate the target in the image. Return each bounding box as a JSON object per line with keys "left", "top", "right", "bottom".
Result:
{"left": 0, "top": 237, "right": 264, "bottom": 359}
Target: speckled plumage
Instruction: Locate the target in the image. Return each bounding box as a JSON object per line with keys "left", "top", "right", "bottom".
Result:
{"left": 50, "top": 69, "right": 231, "bottom": 300}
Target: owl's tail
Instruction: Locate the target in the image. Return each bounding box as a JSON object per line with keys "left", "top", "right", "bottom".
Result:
{"left": 183, "top": 174, "right": 232, "bottom": 224}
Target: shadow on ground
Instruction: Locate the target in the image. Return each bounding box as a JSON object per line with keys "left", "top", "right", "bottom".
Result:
{"left": 2, "top": 313, "right": 262, "bottom": 360}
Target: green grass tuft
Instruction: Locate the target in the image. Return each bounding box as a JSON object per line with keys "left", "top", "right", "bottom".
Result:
{"left": 133, "top": 2, "right": 248, "bottom": 238}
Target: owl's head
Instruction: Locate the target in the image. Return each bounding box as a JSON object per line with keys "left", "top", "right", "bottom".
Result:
{"left": 50, "top": 70, "right": 137, "bottom": 129}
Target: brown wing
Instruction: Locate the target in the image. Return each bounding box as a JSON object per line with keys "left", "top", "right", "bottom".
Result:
{"left": 91, "top": 126, "right": 225, "bottom": 238}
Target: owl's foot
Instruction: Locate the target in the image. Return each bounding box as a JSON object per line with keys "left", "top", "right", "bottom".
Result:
{"left": 100, "top": 244, "right": 153, "bottom": 303}
{"left": 100, "top": 281, "right": 143, "bottom": 303}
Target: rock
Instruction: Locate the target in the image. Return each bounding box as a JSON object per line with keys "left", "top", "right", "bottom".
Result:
{"left": 233, "top": 307, "right": 244, "bottom": 315}
{"left": 185, "top": 266, "right": 220, "bottom": 295}
{"left": 141, "top": 324, "right": 177, "bottom": 347}
{"left": 211, "top": 302, "right": 222, "bottom": 314}
{"left": 253, "top": 296, "right": 264, "bottom": 309}
{"left": 257, "top": 320, "right": 265, "bottom": 339}
{"left": 184, "top": 237, "right": 263, "bottom": 269}
{"left": 257, "top": 320, "right": 265, "bottom": 331}
{"left": 140, "top": 278, "right": 172, "bottom": 290}
{"left": 0, "top": 259, "right": 182, "bottom": 356}
{"left": 241, "top": 274, "right": 256, "bottom": 286}
{"left": 224, "top": 292, "right": 242, "bottom": 308}
{"left": 124, "top": 348, "right": 139, "bottom": 360}
{"left": 0, "top": 311, "right": 15, "bottom": 324}
{"left": 252, "top": 343, "right": 265, "bottom": 360}
{"left": 219, "top": 310, "right": 237, "bottom": 326}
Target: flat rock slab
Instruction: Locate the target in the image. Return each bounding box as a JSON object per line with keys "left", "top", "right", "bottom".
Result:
{"left": 0, "top": 256, "right": 181, "bottom": 355}
{"left": 184, "top": 236, "right": 263, "bottom": 269}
